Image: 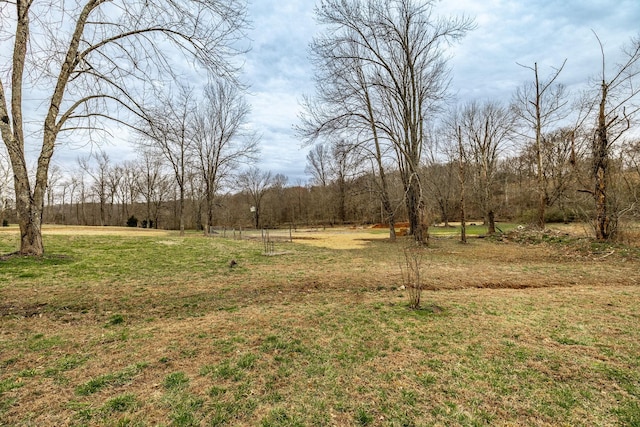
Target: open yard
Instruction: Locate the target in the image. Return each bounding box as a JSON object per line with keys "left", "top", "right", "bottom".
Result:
{"left": 0, "top": 225, "right": 639, "bottom": 426}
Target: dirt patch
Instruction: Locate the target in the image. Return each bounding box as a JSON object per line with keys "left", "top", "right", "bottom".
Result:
{"left": 0, "top": 302, "right": 48, "bottom": 318}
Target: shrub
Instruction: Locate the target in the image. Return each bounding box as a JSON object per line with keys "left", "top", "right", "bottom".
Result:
{"left": 126, "top": 215, "right": 138, "bottom": 227}
{"left": 141, "top": 219, "right": 155, "bottom": 229}
{"left": 399, "top": 244, "right": 425, "bottom": 309}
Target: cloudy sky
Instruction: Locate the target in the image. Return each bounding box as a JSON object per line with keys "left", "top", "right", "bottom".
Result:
{"left": 52, "top": 0, "right": 640, "bottom": 184}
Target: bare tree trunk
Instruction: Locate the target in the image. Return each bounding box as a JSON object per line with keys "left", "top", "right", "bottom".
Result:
{"left": 19, "top": 217, "right": 44, "bottom": 255}
{"left": 179, "top": 186, "right": 185, "bottom": 235}
{"left": 203, "top": 189, "right": 214, "bottom": 236}
{"left": 1, "top": 0, "right": 44, "bottom": 255}
{"left": 534, "top": 64, "right": 546, "bottom": 230}
{"left": 337, "top": 174, "right": 346, "bottom": 223}
{"left": 488, "top": 210, "right": 496, "bottom": 235}
{"left": 406, "top": 180, "right": 426, "bottom": 244}
{"left": 594, "top": 84, "right": 609, "bottom": 240}
{"left": 14, "top": 174, "right": 45, "bottom": 255}
{"left": 458, "top": 126, "right": 467, "bottom": 244}
{"left": 365, "top": 80, "right": 396, "bottom": 241}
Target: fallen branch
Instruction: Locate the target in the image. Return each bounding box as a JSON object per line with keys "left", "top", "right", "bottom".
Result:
{"left": 597, "top": 250, "right": 615, "bottom": 259}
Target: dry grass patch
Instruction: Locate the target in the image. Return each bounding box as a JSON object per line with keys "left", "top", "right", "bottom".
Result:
{"left": 291, "top": 228, "right": 390, "bottom": 249}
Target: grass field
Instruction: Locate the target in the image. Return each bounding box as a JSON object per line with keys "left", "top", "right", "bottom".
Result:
{"left": 0, "top": 224, "right": 639, "bottom": 426}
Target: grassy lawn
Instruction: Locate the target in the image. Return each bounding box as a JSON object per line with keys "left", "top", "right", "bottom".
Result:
{"left": 0, "top": 225, "right": 639, "bottom": 426}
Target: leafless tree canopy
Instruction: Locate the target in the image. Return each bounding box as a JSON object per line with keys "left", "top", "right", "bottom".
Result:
{"left": 192, "top": 80, "right": 259, "bottom": 235}
{"left": 238, "top": 167, "right": 274, "bottom": 229}
{"left": 513, "top": 61, "right": 570, "bottom": 229}
{"left": 457, "top": 100, "right": 515, "bottom": 234}
{"left": 588, "top": 34, "right": 640, "bottom": 240}
{"left": 300, "top": 0, "right": 474, "bottom": 243}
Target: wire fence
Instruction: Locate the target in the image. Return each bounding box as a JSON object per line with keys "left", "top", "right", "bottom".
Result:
{"left": 208, "top": 226, "right": 293, "bottom": 255}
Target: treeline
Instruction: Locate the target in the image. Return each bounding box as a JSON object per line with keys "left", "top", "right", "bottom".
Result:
{"left": 1, "top": 137, "right": 639, "bottom": 235}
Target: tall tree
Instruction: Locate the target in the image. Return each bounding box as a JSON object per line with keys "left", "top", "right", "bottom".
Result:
{"left": 519, "top": 127, "right": 584, "bottom": 222}
{"left": 423, "top": 129, "right": 458, "bottom": 227}
{"left": 513, "top": 61, "right": 569, "bottom": 229}
{"left": 139, "top": 85, "right": 196, "bottom": 235}
{"left": 459, "top": 100, "right": 515, "bottom": 235}
{"left": 79, "top": 151, "right": 110, "bottom": 226}
{"left": 588, "top": 34, "right": 640, "bottom": 240}
{"left": 137, "top": 150, "right": 168, "bottom": 230}
{"left": 191, "top": 80, "right": 258, "bottom": 235}
{"left": 300, "top": 33, "right": 398, "bottom": 237}
{"left": 117, "top": 161, "right": 140, "bottom": 225}
{"left": 305, "top": 143, "right": 337, "bottom": 226}
{"left": 0, "top": 0, "right": 247, "bottom": 254}
{"left": 307, "top": 0, "right": 473, "bottom": 243}
{"left": 107, "top": 164, "right": 124, "bottom": 225}
{"left": 456, "top": 125, "right": 467, "bottom": 243}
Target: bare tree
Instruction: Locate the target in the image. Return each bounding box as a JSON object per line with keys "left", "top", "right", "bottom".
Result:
{"left": 117, "top": 161, "right": 140, "bottom": 224}
{"left": 513, "top": 61, "right": 570, "bottom": 228}
{"left": 78, "top": 151, "right": 111, "bottom": 226}
{"left": 306, "top": 0, "right": 473, "bottom": 244}
{"left": 191, "top": 80, "right": 258, "bottom": 235}
{"left": 45, "top": 165, "right": 64, "bottom": 223}
{"left": 300, "top": 45, "right": 399, "bottom": 236}
{"left": 300, "top": 32, "right": 398, "bottom": 236}
{"left": 107, "top": 164, "right": 124, "bottom": 225}
{"left": 459, "top": 100, "right": 515, "bottom": 235}
{"left": 423, "top": 129, "right": 458, "bottom": 228}
{"left": 519, "top": 127, "right": 585, "bottom": 222}
{"left": 331, "top": 139, "right": 356, "bottom": 224}
{"left": 137, "top": 150, "right": 169, "bottom": 229}
{"left": 239, "top": 168, "right": 274, "bottom": 229}
{"left": 139, "top": 85, "right": 197, "bottom": 235}
{"left": 622, "top": 139, "right": 640, "bottom": 217}
{"left": 456, "top": 125, "right": 467, "bottom": 243}
{"left": 72, "top": 170, "right": 89, "bottom": 226}
{"left": 305, "top": 143, "right": 333, "bottom": 188}
{"left": 305, "top": 143, "right": 335, "bottom": 225}
{"left": 443, "top": 110, "right": 468, "bottom": 242}
{"left": 0, "top": 0, "right": 248, "bottom": 255}
{"left": 264, "top": 173, "right": 290, "bottom": 225}
{"left": 588, "top": 34, "right": 640, "bottom": 240}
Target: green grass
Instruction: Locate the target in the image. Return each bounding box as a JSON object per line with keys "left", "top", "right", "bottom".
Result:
{"left": 76, "top": 363, "right": 148, "bottom": 396}
{"left": 1, "top": 226, "right": 639, "bottom": 425}
{"left": 164, "top": 371, "right": 190, "bottom": 391}
{"left": 102, "top": 393, "right": 139, "bottom": 413}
